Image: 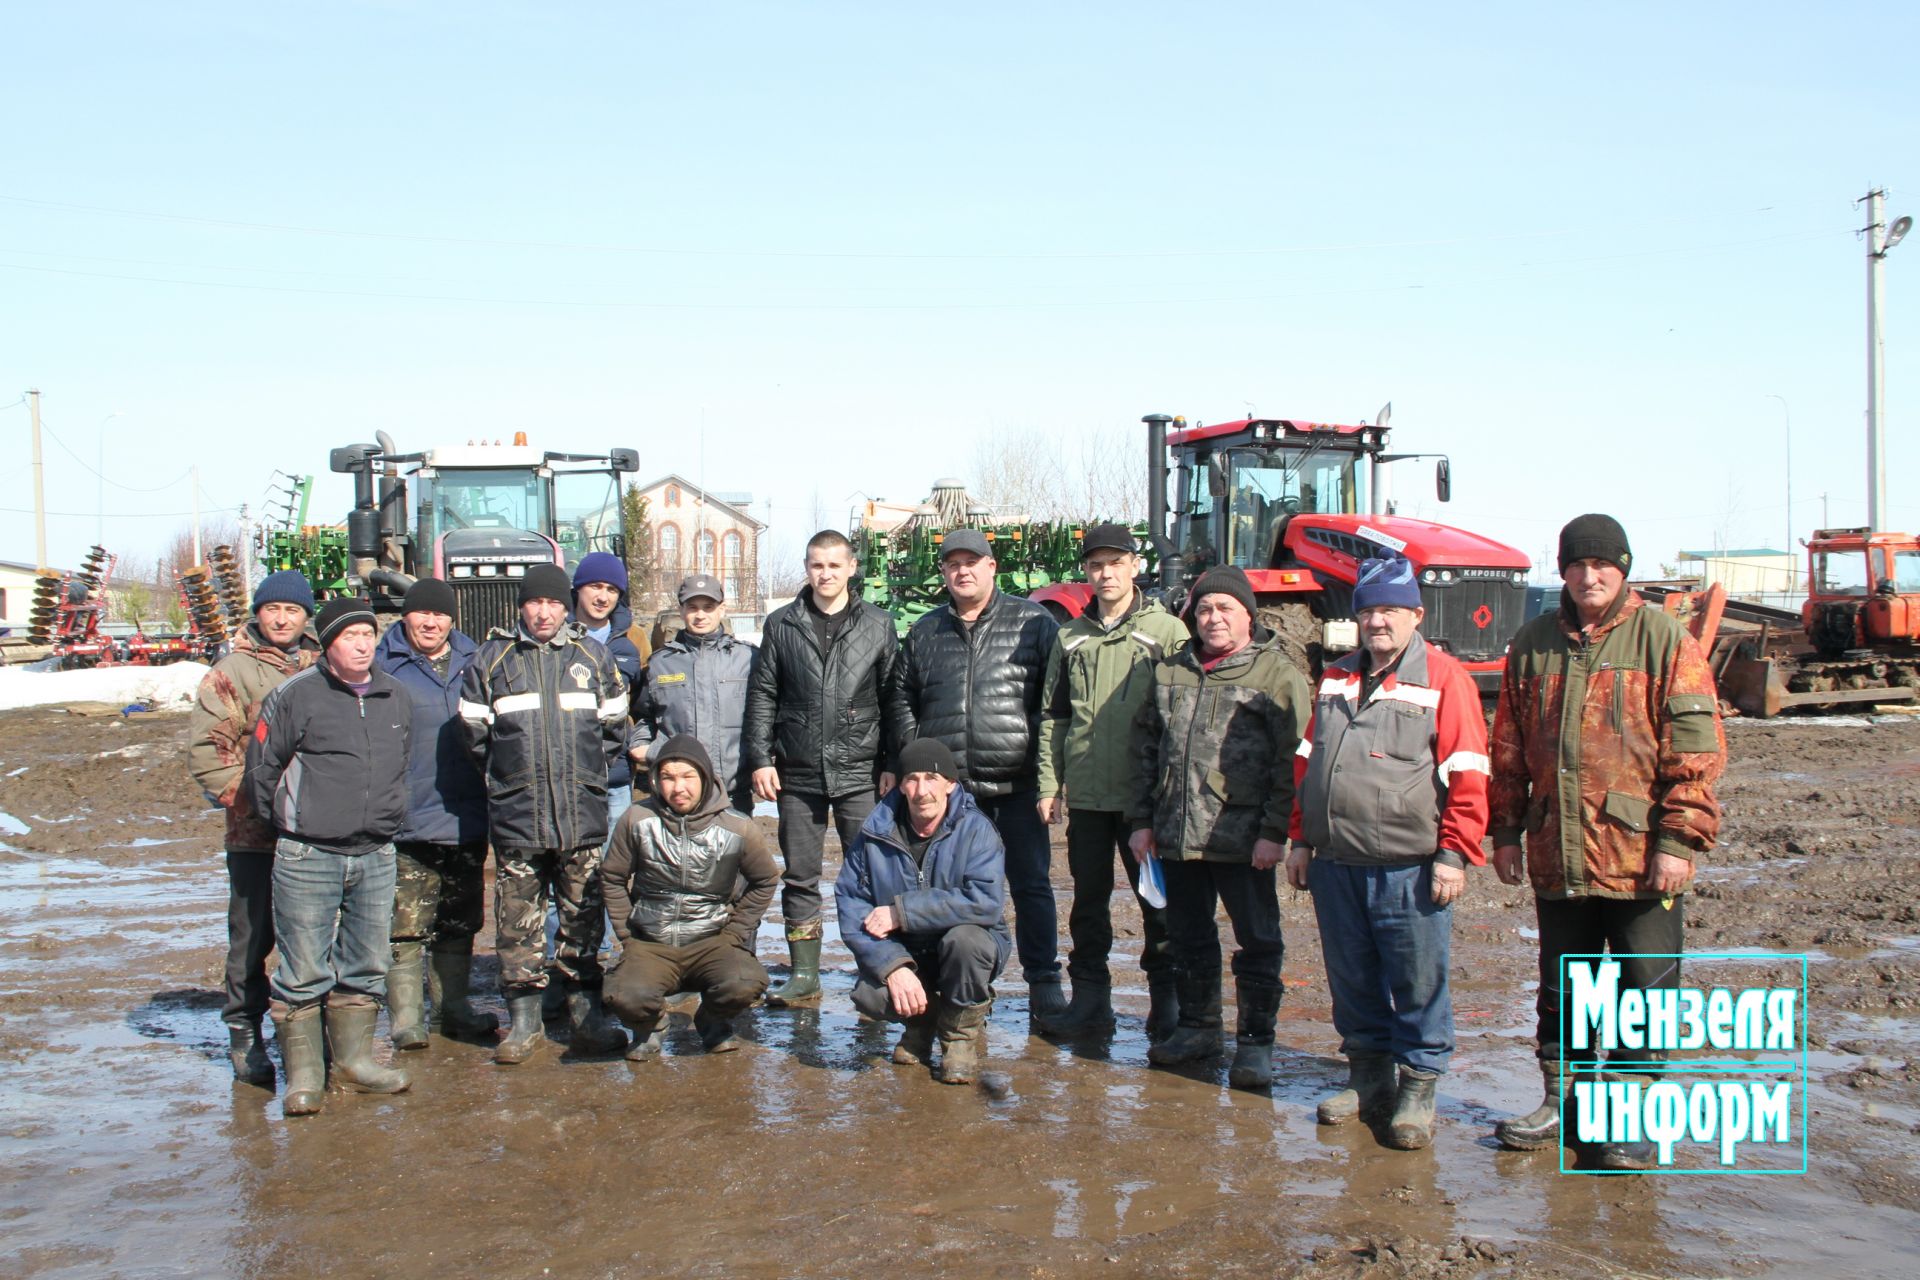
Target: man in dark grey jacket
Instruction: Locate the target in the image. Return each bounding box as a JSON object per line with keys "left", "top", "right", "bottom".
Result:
{"left": 892, "top": 529, "right": 1064, "bottom": 1019}
{"left": 744, "top": 529, "right": 907, "bottom": 1005}
{"left": 602, "top": 736, "right": 779, "bottom": 1059}
{"left": 631, "top": 572, "right": 757, "bottom": 813}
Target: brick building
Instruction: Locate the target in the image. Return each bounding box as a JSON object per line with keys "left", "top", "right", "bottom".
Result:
{"left": 633, "top": 475, "right": 765, "bottom": 621}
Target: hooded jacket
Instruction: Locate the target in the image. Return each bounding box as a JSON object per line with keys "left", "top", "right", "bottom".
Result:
{"left": 459, "top": 621, "right": 628, "bottom": 851}
{"left": 602, "top": 736, "right": 779, "bottom": 949}
{"left": 373, "top": 623, "right": 488, "bottom": 845}
{"left": 246, "top": 656, "right": 412, "bottom": 855}
{"left": 632, "top": 627, "right": 757, "bottom": 801}
{"left": 834, "top": 785, "right": 1013, "bottom": 983}
{"left": 187, "top": 620, "right": 321, "bottom": 852}
{"left": 1036, "top": 591, "right": 1189, "bottom": 812}
{"left": 744, "top": 588, "right": 906, "bottom": 796}
{"left": 573, "top": 596, "right": 646, "bottom": 790}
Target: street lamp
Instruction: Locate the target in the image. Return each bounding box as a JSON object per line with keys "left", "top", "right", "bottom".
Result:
{"left": 1864, "top": 189, "right": 1909, "bottom": 532}
{"left": 1766, "top": 394, "right": 1793, "bottom": 593}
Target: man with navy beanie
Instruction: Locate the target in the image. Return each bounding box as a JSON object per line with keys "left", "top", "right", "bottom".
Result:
{"left": 1287, "top": 553, "right": 1490, "bottom": 1148}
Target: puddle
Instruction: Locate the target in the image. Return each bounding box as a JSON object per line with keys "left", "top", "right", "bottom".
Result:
{"left": 0, "top": 809, "right": 30, "bottom": 835}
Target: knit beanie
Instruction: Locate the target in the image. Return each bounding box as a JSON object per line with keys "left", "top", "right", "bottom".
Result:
{"left": 315, "top": 597, "right": 376, "bottom": 649}
{"left": 897, "top": 737, "right": 959, "bottom": 781}
{"left": 1558, "top": 514, "right": 1633, "bottom": 575}
{"left": 572, "top": 551, "right": 629, "bottom": 594}
{"left": 252, "top": 569, "right": 316, "bottom": 616}
{"left": 1188, "top": 564, "right": 1257, "bottom": 617}
{"left": 401, "top": 576, "right": 457, "bottom": 617}
{"left": 649, "top": 733, "right": 716, "bottom": 805}
{"left": 518, "top": 563, "right": 573, "bottom": 606}
{"left": 1352, "top": 554, "right": 1424, "bottom": 611}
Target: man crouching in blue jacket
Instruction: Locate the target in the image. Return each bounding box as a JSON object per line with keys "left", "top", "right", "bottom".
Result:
{"left": 836, "top": 738, "right": 1012, "bottom": 1085}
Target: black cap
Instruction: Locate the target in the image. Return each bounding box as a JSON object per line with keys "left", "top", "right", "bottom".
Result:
{"left": 897, "top": 737, "right": 959, "bottom": 781}
{"left": 315, "top": 597, "right": 377, "bottom": 649}
{"left": 402, "top": 577, "right": 457, "bottom": 617}
{"left": 1558, "top": 514, "right": 1633, "bottom": 575}
{"left": 677, "top": 572, "right": 725, "bottom": 604}
{"left": 518, "top": 563, "right": 573, "bottom": 607}
{"left": 1080, "top": 522, "right": 1135, "bottom": 559}
{"left": 1189, "top": 564, "right": 1257, "bottom": 617}
{"left": 938, "top": 528, "right": 992, "bottom": 562}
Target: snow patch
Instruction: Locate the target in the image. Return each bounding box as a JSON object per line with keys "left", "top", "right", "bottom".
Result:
{"left": 0, "top": 662, "right": 211, "bottom": 712}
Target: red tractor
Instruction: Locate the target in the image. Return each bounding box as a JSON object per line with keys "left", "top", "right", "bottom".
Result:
{"left": 1028, "top": 408, "right": 1532, "bottom": 690}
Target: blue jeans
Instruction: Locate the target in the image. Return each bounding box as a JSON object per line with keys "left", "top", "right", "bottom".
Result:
{"left": 270, "top": 838, "right": 398, "bottom": 1009}
{"left": 970, "top": 788, "right": 1060, "bottom": 985}
{"left": 547, "top": 784, "right": 631, "bottom": 959}
{"left": 1308, "top": 858, "right": 1454, "bottom": 1075}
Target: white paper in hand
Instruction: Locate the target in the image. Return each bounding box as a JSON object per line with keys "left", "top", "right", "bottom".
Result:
{"left": 1136, "top": 850, "right": 1167, "bottom": 909}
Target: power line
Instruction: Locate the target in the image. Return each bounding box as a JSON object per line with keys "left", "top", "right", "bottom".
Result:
{"left": 0, "top": 504, "right": 238, "bottom": 518}
{"left": 33, "top": 416, "right": 195, "bottom": 493}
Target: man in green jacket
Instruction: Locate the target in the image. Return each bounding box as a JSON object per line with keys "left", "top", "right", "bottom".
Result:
{"left": 1035, "top": 524, "right": 1189, "bottom": 1039}
{"left": 1129, "top": 565, "right": 1311, "bottom": 1089}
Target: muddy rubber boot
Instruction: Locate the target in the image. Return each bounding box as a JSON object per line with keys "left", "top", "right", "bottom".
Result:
{"left": 541, "top": 969, "right": 568, "bottom": 1022}
{"left": 1037, "top": 979, "right": 1113, "bottom": 1036}
{"left": 1590, "top": 1069, "right": 1658, "bottom": 1170}
{"left": 324, "top": 1000, "right": 411, "bottom": 1095}
{"left": 494, "top": 991, "right": 547, "bottom": 1065}
{"left": 228, "top": 1018, "right": 275, "bottom": 1087}
{"left": 1027, "top": 977, "right": 1069, "bottom": 1024}
{"left": 427, "top": 944, "right": 499, "bottom": 1039}
{"left": 765, "top": 936, "right": 822, "bottom": 1006}
{"left": 1494, "top": 1061, "right": 1566, "bottom": 1151}
{"left": 1145, "top": 975, "right": 1181, "bottom": 1044}
{"left": 1317, "top": 1050, "right": 1397, "bottom": 1126}
{"left": 386, "top": 943, "right": 429, "bottom": 1052}
{"left": 1227, "top": 985, "right": 1282, "bottom": 1091}
{"left": 624, "top": 1027, "right": 664, "bottom": 1063}
{"left": 935, "top": 999, "right": 992, "bottom": 1086}
{"left": 1147, "top": 976, "right": 1223, "bottom": 1066}
{"left": 275, "top": 1005, "right": 326, "bottom": 1117}
{"left": 565, "top": 985, "right": 629, "bottom": 1056}
{"left": 890, "top": 1013, "right": 937, "bottom": 1066}
{"left": 1384, "top": 1067, "right": 1440, "bottom": 1150}
{"left": 693, "top": 1000, "right": 743, "bottom": 1054}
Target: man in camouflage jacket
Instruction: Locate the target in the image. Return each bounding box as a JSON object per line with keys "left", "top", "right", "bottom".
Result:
{"left": 185, "top": 570, "right": 319, "bottom": 1086}
{"left": 1127, "top": 565, "right": 1310, "bottom": 1088}
{"left": 1488, "top": 513, "right": 1725, "bottom": 1170}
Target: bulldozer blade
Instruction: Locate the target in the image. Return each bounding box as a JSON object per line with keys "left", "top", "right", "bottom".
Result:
{"left": 1720, "top": 653, "right": 1788, "bottom": 718}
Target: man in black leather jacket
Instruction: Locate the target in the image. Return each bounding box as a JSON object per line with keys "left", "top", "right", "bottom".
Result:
{"left": 891, "top": 529, "right": 1065, "bottom": 1020}
{"left": 743, "top": 530, "right": 908, "bottom": 1004}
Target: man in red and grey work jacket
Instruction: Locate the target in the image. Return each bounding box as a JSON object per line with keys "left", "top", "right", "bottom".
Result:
{"left": 1286, "top": 553, "right": 1489, "bottom": 1151}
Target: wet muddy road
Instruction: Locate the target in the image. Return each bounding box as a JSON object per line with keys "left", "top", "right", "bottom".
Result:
{"left": 2, "top": 707, "right": 1917, "bottom": 1278}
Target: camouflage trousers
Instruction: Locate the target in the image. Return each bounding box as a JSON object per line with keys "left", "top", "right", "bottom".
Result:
{"left": 391, "top": 841, "right": 488, "bottom": 948}
{"left": 494, "top": 844, "right": 608, "bottom": 992}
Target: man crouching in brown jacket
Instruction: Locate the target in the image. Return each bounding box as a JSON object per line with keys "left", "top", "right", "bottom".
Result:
{"left": 603, "top": 735, "right": 779, "bottom": 1061}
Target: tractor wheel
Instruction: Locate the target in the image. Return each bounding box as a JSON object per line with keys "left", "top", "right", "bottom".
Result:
{"left": 1257, "top": 601, "right": 1322, "bottom": 685}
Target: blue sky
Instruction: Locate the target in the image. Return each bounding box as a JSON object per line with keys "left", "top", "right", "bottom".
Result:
{"left": 3, "top": 2, "right": 1915, "bottom": 580}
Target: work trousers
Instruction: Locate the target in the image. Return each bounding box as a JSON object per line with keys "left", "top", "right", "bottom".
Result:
{"left": 1161, "top": 859, "right": 1284, "bottom": 998}
{"left": 775, "top": 788, "right": 876, "bottom": 935}
{"left": 1063, "top": 807, "right": 1175, "bottom": 985}
{"left": 269, "top": 838, "right": 398, "bottom": 1009}
{"left": 545, "top": 785, "right": 629, "bottom": 962}
{"left": 1310, "top": 858, "right": 1455, "bottom": 1075}
{"left": 603, "top": 932, "right": 768, "bottom": 1030}
{"left": 498, "top": 843, "right": 609, "bottom": 992}
{"left": 971, "top": 788, "right": 1061, "bottom": 985}
{"left": 222, "top": 848, "right": 275, "bottom": 1027}
{"left": 1534, "top": 893, "right": 1686, "bottom": 1068}
{"left": 391, "top": 841, "right": 488, "bottom": 949}
{"left": 850, "top": 924, "right": 1005, "bottom": 1020}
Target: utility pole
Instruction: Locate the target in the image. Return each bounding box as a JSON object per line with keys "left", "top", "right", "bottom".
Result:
{"left": 1767, "top": 394, "right": 1792, "bottom": 563}
{"left": 28, "top": 388, "right": 47, "bottom": 570}
{"left": 191, "top": 465, "right": 203, "bottom": 566}
{"left": 1864, "top": 187, "right": 1911, "bottom": 532}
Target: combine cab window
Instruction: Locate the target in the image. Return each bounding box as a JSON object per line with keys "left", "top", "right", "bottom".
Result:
{"left": 554, "top": 471, "right": 624, "bottom": 563}
{"left": 1892, "top": 550, "right": 1920, "bottom": 594}
{"left": 433, "top": 469, "right": 550, "bottom": 540}
{"left": 1814, "top": 549, "right": 1872, "bottom": 596}
{"left": 1223, "top": 448, "right": 1360, "bottom": 568}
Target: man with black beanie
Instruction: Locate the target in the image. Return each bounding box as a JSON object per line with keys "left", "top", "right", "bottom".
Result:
{"left": 460, "top": 561, "right": 631, "bottom": 1064}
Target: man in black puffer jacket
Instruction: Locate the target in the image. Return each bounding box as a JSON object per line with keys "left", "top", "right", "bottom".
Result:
{"left": 743, "top": 529, "right": 909, "bottom": 1004}
{"left": 890, "top": 529, "right": 1064, "bottom": 1019}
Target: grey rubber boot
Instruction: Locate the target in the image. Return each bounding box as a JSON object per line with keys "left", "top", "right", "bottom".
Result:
{"left": 1317, "top": 1050, "right": 1398, "bottom": 1125}
{"left": 1494, "top": 1060, "right": 1566, "bottom": 1151}
{"left": 1027, "top": 977, "right": 1069, "bottom": 1023}
{"left": 766, "top": 936, "right": 822, "bottom": 1006}
{"left": 494, "top": 991, "right": 547, "bottom": 1065}
{"left": 1227, "top": 985, "right": 1282, "bottom": 1091}
{"left": 386, "top": 942, "right": 429, "bottom": 1051}
{"left": 934, "top": 998, "right": 992, "bottom": 1085}
{"left": 1384, "top": 1067, "right": 1440, "bottom": 1150}
{"left": 565, "top": 985, "right": 629, "bottom": 1056}
{"left": 274, "top": 1005, "right": 325, "bottom": 1117}
{"left": 624, "top": 1027, "right": 664, "bottom": 1063}
{"left": 1145, "top": 975, "right": 1181, "bottom": 1044}
{"left": 694, "top": 1000, "right": 743, "bottom": 1053}
{"left": 324, "top": 1000, "right": 410, "bottom": 1095}
{"left": 1146, "top": 974, "right": 1223, "bottom": 1065}
{"left": 228, "top": 1018, "right": 275, "bottom": 1086}
{"left": 1037, "top": 979, "right": 1113, "bottom": 1036}
{"left": 890, "top": 1013, "right": 937, "bottom": 1066}
{"left": 427, "top": 942, "right": 498, "bottom": 1038}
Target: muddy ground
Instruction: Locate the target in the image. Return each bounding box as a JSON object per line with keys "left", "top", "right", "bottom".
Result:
{"left": 0, "top": 707, "right": 1916, "bottom": 1279}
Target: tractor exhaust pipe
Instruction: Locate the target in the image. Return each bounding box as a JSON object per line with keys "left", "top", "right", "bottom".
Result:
{"left": 1142, "top": 413, "right": 1177, "bottom": 590}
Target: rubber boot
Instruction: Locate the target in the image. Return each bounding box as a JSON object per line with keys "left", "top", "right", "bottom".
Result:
{"left": 934, "top": 998, "right": 992, "bottom": 1085}
{"left": 275, "top": 1005, "right": 326, "bottom": 1117}
{"left": 1037, "top": 979, "right": 1113, "bottom": 1036}
{"left": 1384, "top": 1067, "right": 1439, "bottom": 1150}
{"left": 541, "top": 967, "right": 568, "bottom": 1022}
{"left": 624, "top": 1026, "right": 664, "bottom": 1063}
{"left": 324, "top": 1000, "right": 411, "bottom": 1095}
{"left": 1227, "top": 985, "right": 1282, "bottom": 1091}
{"left": 1145, "top": 975, "right": 1181, "bottom": 1044}
{"left": 694, "top": 1000, "right": 744, "bottom": 1053}
{"left": 494, "top": 991, "right": 547, "bottom": 1065}
{"left": 1317, "top": 1050, "right": 1398, "bottom": 1126}
{"left": 891, "top": 1013, "right": 937, "bottom": 1066}
{"left": 1590, "top": 1069, "right": 1659, "bottom": 1171}
{"left": 765, "top": 935, "right": 822, "bottom": 1006}
{"left": 565, "top": 985, "right": 629, "bottom": 1056}
{"left": 1494, "top": 1060, "right": 1566, "bottom": 1151}
{"left": 228, "top": 1018, "right": 274, "bottom": 1086}
{"left": 1146, "top": 974, "right": 1222, "bottom": 1066}
{"left": 1027, "top": 977, "right": 1069, "bottom": 1024}
{"left": 386, "top": 942, "right": 429, "bottom": 1051}
{"left": 427, "top": 943, "right": 499, "bottom": 1038}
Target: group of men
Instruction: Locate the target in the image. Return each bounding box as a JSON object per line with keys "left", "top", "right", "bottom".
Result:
{"left": 187, "top": 509, "right": 1724, "bottom": 1169}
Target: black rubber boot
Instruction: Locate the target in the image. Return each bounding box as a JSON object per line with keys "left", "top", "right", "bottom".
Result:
{"left": 1384, "top": 1067, "right": 1440, "bottom": 1150}
{"left": 541, "top": 968, "right": 568, "bottom": 1022}
{"left": 624, "top": 1027, "right": 664, "bottom": 1063}
{"left": 565, "top": 985, "right": 629, "bottom": 1056}
{"left": 766, "top": 936, "right": 822, "bottom": 1006}
{"left": 935, "top": 998, "right": 992, "bottom": 1085}
{"left": 694, "top": 1000, "right": 743, "bottom": 1053}
{"left": 1317, "top": 1050, "right": 1398, "bottom": 1126}
{"left": 387, "top": 942, "right": 429, "bottom": 1051}
{"left": 1145, "top": 975, "right": 1181, "bottom": 1044}
{"left": 494, "top": 991, "right": 547, "bottom": 1065}
{"left": 1494, "top": 1060, "right": 1566, "bottom": 1151}
{"left": 1147, "top": 974, "right": 1222, "bottom": 1066}
{"left": 891, "top": 1013, "right": 937, "bottom": 1066}
{"left": 274, "top": 1005, "right": 325, "bottom": 1117}
{"left": 1590, "top": 1068, "right": 1659, "bottom": 1171}
{"left": 1037, "top": 979, "right": 1113, "bottom": 1036}
{"left": 324, "top": 1000, "right": 410, "bottom": 1095}
{"left": 1227, "top": 985, "right": 1282, "bottom": 1091}
{"left": 228, "top": 1018, "right": 274, "bottom": 1087}
{"left": 1027, "top": 977, "right": 1069, "bottom": 1024}
{"left": 427, "top": 943, "right": 498, "bottom": 1038}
